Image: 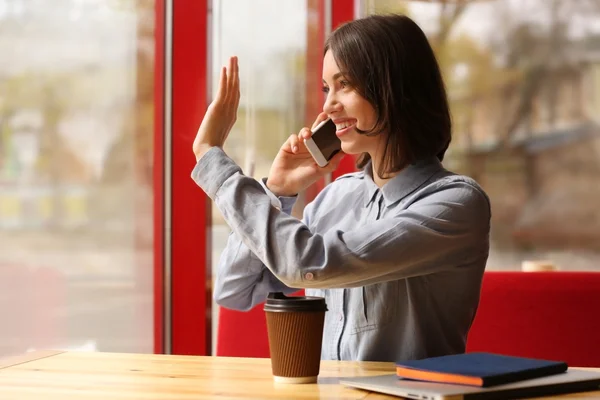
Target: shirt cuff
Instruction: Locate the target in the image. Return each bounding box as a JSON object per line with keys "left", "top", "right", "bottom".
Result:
{"left": 191, "top": 147, "right": 242, "bottom": 199}
{"left": 258, "top": 178, "right": 297, "bottom": 214}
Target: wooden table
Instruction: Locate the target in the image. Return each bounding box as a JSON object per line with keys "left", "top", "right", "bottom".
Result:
{"left": 0, "top": 350, "right": 599, "bottom": 399}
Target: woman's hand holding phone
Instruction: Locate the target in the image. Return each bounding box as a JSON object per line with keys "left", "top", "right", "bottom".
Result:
{"left": 266, "top": 112, "right": 345, "bottom": 197}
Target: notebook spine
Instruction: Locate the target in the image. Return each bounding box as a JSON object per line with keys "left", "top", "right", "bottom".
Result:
{"left": 482, "top": 363, "right": 568, "bottom": 387}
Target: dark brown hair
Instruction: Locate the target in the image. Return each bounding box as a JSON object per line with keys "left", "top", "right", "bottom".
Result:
{"left": 324, "top": 14, "right": 451, "bottom": 178}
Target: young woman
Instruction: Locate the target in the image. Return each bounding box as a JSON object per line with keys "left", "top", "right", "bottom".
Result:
{"left": 191, "top": 14, "right": 491, "bottom": 362}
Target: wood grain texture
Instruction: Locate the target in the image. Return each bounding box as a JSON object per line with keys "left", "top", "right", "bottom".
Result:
{"left": 0, "top": 351, "right": 598, "bottom": 400}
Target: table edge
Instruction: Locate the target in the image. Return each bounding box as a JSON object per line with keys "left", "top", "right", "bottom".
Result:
{"left": 0, "top": 350, "right": 65, "bottom": 370}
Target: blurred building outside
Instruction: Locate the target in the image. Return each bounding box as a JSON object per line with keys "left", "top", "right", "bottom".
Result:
{"left": 0, "top": 0, "right": 155, "bottom": 356}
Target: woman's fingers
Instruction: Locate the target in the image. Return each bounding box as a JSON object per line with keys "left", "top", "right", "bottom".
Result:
{"left": 226, "top": 57, "right": 239, "bottom": 130}
{"left": 215, "top": 56, "right": 239, "bottom": 107}
{"left": 214, "top": 66, "right": 227, "bottom": 103}
{"left": 284, "top": 131, "right": 311, "bottom": 154}
{"left": 232, "top": 57, "right": 240, "bottom": 109}
{"left": 283, "top": 134, "right": 297, "bottom": 153}
{"left": 289, "top": 134, "right": 300, "bottom": 153}
{"left": 311, "top": 112, "right": 329, "bottom": 130}
{"left": 227, "top": 56, "right": 237, "bottom": 104}
{"left": 298, "top": 127, "right": 312, "bottom": 141}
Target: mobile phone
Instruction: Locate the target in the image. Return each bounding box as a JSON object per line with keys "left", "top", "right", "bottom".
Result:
{"left": 304, "top": 119, "right": 342, "bottom": 167}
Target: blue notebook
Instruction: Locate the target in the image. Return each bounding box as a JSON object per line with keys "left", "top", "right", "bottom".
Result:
{"left": 395, "top": 352, "right": 568, "bottom": 387}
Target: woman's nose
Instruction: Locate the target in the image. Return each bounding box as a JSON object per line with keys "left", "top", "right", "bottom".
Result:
{"left": 323, "top": 92, "right": 342, "bottom": 114}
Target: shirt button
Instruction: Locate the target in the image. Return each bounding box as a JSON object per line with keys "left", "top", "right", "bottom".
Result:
{"left": 339, "top": 313, "right": 343, "bottom": 321}
{"left": 305, "top": 272, "right": 314, "bottom": 280}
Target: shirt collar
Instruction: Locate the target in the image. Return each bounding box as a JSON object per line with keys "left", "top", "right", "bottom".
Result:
{"left": 363, "top": 166, "right": 379, "bottom": 207}
{"left": 363, "top": 157, "right": 445, "bottom": 207}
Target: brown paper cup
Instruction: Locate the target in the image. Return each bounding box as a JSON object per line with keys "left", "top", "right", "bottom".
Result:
{"left": 264, "top": 292, "right": 327, "bottom": 384}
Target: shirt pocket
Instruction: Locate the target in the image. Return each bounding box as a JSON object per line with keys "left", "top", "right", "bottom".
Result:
{"left": 350, "top": 281, "right": 398, "bottom": 335}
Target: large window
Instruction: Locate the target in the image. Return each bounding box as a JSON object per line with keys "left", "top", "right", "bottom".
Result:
{"left": 363, "top": 0, "right": 600, "bottom": 271}
{"left": 210, "top": 0, "right": 326, "bottom": 352}
{"left": 0, "top": 0, "right": 156, "bottom": 356}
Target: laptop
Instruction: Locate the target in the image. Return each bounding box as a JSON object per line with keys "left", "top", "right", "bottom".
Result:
{"left": 340, "top": 369, "right": 600, "bottom": 400}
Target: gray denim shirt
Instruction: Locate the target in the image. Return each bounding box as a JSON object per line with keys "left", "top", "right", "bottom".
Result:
{"left": 192, "top": 147, "right": 491, "bottom": 362}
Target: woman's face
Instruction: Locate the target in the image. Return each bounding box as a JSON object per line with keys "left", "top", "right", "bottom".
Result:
{"left": 321, "top": 50, "right": 383, "bottom": 156}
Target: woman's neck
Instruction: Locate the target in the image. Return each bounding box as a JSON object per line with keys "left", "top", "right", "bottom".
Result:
{"left": 370, "top": 155, "right": 401, "bottom": 188}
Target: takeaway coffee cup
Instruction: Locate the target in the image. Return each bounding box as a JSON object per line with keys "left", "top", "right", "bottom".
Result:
{"left": 264, "top": 292, "right": 328, "bottom": 384}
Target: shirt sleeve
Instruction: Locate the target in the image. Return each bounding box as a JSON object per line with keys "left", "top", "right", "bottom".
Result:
{"left": 192, "top": 147, "right": 490, "bottom": 292}
{"left": 201, "top": 150, "right": 300, "bottom": 311}
{"left": 213, "top": 230, "right": 298, "bottom": 311}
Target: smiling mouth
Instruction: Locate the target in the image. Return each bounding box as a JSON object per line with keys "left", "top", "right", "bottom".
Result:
{"left": 334, "top": 120, "right": 356, "bottom": 131}
{"left": 335, "top": 121, "right": 356, "bottom": 137}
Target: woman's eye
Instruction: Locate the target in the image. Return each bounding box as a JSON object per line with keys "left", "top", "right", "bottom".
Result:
{"left": 321, "top": 86, "right": 329, "bottom": 93}
{"left": 340, "top": 80, "right": 350, "bottom": 88}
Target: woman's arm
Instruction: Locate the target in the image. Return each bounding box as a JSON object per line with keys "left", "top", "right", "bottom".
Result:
{"left": 193, "top": 148, "right": 491, "bottom": 289}
{"left": 192, "top": 57, "right": 343, "bottom": 310}
{"left": 212, "top": 180, "right": 300, "bottom": 311}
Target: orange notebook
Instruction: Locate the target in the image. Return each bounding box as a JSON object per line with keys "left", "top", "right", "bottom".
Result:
{"left": 396, "top": 352, "right": 568, "bottom": 387}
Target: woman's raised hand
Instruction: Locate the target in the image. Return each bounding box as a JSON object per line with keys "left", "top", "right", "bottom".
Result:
{"left": 193, "top": 56, "right": 240, "bottom": 160}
